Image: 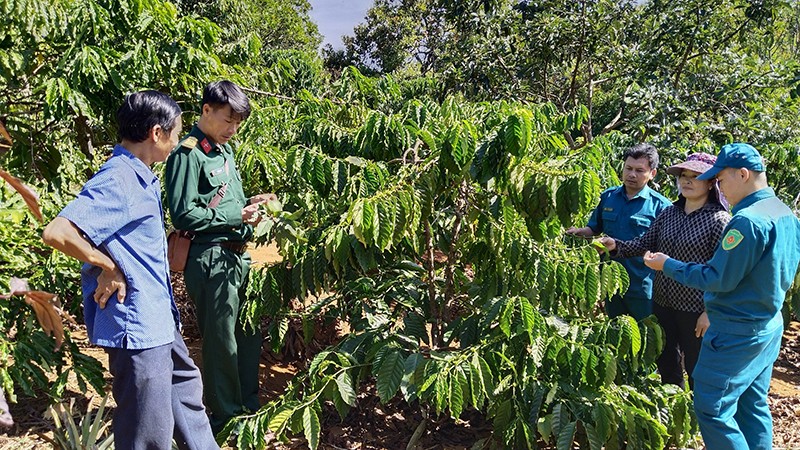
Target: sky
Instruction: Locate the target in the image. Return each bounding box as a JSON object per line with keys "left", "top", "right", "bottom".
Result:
{"left": 308, "top": 0, "right": 373, "bottom": 50}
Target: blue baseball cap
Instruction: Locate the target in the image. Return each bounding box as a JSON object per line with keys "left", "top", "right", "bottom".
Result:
{"left": 697, "top": 143, "right": 766, "bottom": 180}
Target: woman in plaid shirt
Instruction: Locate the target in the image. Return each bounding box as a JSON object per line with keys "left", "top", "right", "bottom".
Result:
{"left": 599, "top": 152, "right": 731, "bottom": 389}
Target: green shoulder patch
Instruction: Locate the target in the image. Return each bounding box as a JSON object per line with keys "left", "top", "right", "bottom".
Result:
{"left": 181, "top": 136, "right": 198, "bottom": 149}
{"left": 721, "top": 229, "right": 744, "bottom": 251}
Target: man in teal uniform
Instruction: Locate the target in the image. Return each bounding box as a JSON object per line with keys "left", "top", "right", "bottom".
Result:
{"left": 567, "top": 143, "right": 671, "bottom": 320}
{"left": 165, "top": 81, "right": 272, "bottom": 433}
{"left": 645, "top": 143, "right": 800, "bottom": 450}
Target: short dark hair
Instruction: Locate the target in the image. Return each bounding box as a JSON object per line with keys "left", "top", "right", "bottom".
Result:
{"left": 622, "top": 143, "right": 660, "bottom": 169}
{"left": 201, "top": 80, "right": 251, "bottom": 120}
{"left": 117, "top": 90, "right": 182, "bottom": 143}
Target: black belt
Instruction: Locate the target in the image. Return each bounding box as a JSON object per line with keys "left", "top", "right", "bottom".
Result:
{"left": 200, "top": 241, "right": 248, "bottom": 255}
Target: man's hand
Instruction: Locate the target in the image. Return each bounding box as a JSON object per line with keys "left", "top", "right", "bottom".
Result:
{"left": 94, "top": 266, "right": 126, "bottom": 309}
{"left": 242, "top": 203, "right": 262, "bottom": 225}
{"left": 643, "top": 251, "right": 668, "bottom": 271}
{"left": 598, "top": 236, "right": 616, "bottom": 252}
{"left": 565, "top": 226, "right": 594, "bottom": 237}
{"left": 248, "top": 193, "right": 277, "bottom": 206}
{"left": 695, "top": 311, "right": 710, "bottom": 338}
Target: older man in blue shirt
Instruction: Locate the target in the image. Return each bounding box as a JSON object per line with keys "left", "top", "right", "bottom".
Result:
{"left": 567, "top": 143, "right": 672, "bottom": 320}
{"left": 43, "top": 91, "right": 218, "bottom": 449}
{"left": 645, "top": 143, "right": 800, "bottom": 450}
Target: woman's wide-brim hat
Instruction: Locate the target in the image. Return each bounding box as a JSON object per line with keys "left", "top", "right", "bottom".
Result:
{"left": 666, "top": 152, "right": 717, "bottom": 177}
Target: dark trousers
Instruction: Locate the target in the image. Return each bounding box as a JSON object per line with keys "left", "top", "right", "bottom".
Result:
{"left": 185, "top": 245, "right": 261, "bottom": 433}
{"left": 653, "top": 302, "right": 702, "bottom": 389}
{"left": 106, "top": 327, "right": 218, "bottom": 450}
{"left": 606, "top": 294, "right": 652, "bottom": 321}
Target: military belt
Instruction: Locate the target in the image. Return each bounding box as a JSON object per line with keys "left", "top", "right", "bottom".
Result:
{"left": 199, "top": 241, "right": 248, "bottom": 255}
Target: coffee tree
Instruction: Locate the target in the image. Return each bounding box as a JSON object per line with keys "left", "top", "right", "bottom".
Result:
{"left": 223, "top": 73, "right": 697, "bottom": 449}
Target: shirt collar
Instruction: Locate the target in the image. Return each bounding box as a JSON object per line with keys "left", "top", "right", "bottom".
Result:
{"left": 112, "top": 144, "right": 157, "bottom": 186}
{"left": 618, "top": 184, "right": 653, "bottom": 200}
{"left": 731, "top": 187, "right": 775, "bottom": 214}
{"left": 188, "top": 125, "right": 226, "bottom": 155}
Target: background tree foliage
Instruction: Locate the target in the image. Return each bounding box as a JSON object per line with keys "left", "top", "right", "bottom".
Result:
{"left": 0, "top": 0, "right": 799, "bottom": 448}
{"left": 333, "top": 1, "right": 800, "bottom": 163}
{"left": 178, "top": 0, "right": 322, "bottom": 62}
{"left": 0, "top": 0, "right": 225, "bottom": 181}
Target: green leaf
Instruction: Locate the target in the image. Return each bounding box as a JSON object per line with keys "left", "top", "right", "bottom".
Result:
{"left": 268, "top": 404, "right": 297, "bottom": 434}
{"left": 351, "top": 240, "right": 377, "bottom": 271}
{"left": 302, "top": 406, "right": 321, "bottom": 450}
{"left": 592, "top": 403, "right": 613, "bottom": 442}
{"left": 518, "top": 296, "right": 535, "bottom": 332}
{"left": 403, "top": 311, "right": 428, "bottom": 344}
{"left": 362, "top": 199, "right": 376, "bottom": 246}
{"left": 494, "top": 399, "right": 514, "bottom": 436}
{"left": 335, "top": 371, "right": 357, "bottom": 406}
{"left": 308, "top": 351, "right": 331, "bottom": 377}
{"left": 602, "top": 350, "right": 617, "bottom": 385}
{"left": 557, "top": 421, "right": 577, "bottom": 450}
{"left": 435, "top": 373, "right": 448, "bottom": 414}
{"left": 376, "top": 196, "right": 396, "bottom": 250}
{"left": 620, "top": 315, "right": 642, "bottom": 356}
{"left": 351, "top": 200, "right": 366, "bottom": 244}
{"left": 401, "top": 353, "right": 425, "bottom": 401}
{"left": 585, "top": 423, "right": 604, "bottom": 450}
{"left": 376, "top": 351, "right": 404, "bottom": 403}
{"left": 499, "top": 297, "right": 514, "bottom": 337}
{"left": 449, "top": 370, "right": 464, "bottom": 418}
{"left": 504, "top": 110, "right": 532, "bottom": 157}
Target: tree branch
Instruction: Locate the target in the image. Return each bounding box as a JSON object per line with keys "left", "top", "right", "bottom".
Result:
{"left": 600, "top": 84, "right": 632, "bottom": 136}
{"left": 423, "top": 220, "right": 440, "bottom": 348}
{"left": 686, "top": 18, "right": 751, "bottom": 63}
{"left": 442, "top": 182, "right": 468, "bottom": 337}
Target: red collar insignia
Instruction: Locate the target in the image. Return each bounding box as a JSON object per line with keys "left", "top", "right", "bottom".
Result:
{"left": 200, "top": 138, "right": 212, "bottom": 154}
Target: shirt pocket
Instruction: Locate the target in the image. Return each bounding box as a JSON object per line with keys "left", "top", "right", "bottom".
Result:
{"left": 204, "top": 161, "right": 230, "bottom": 189}
{"left": 601, "top": 211, "right": 618, "bottom": 223}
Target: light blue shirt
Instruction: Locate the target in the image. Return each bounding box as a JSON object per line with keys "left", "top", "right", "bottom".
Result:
{"left": 588, "top": 185, "right": 672, "bottom": 300}
{"left": 60, "top": 145, "right": 179, "bottom": 349}
{"left": 664, "top": 188, "right": 800, "bottom": 335}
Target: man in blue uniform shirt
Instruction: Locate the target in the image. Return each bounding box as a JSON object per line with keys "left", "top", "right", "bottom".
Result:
{"left": 644, "top": 143, "right": 800, "bottom": 450}
{"left": 567, "top": 143, "right": 671, "bottom": 320}
{"left": 42, "top": 91, "right": 218, "bottom": 449}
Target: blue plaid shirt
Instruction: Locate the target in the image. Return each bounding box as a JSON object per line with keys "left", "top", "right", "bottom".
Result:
{"left": 60, "top": 145, "right": 179, "bottom": 349}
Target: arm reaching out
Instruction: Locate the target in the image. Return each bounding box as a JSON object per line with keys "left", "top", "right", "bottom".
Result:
{"left": 565, "top": 226, "right": 596, "bottom": 237}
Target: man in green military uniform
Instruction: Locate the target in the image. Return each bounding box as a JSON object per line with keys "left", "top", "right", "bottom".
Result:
{"left": 165, "top": 80, "right": 272, "bottom": 433}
